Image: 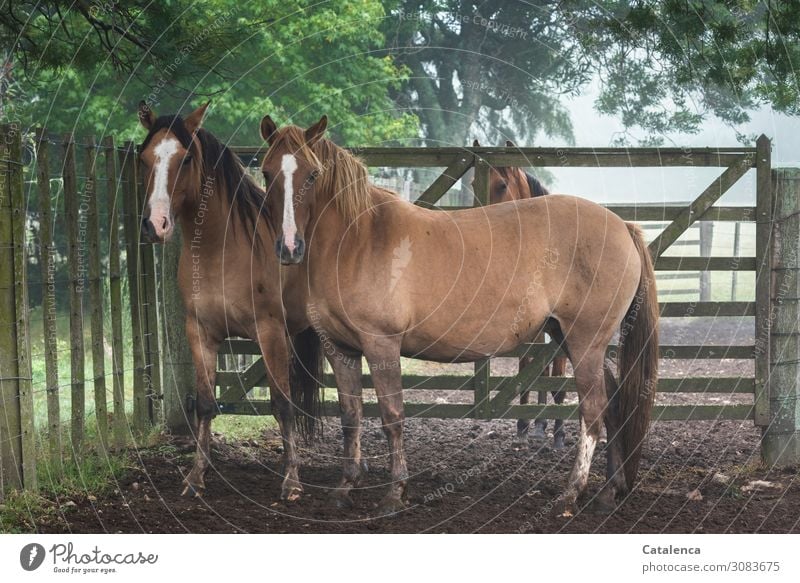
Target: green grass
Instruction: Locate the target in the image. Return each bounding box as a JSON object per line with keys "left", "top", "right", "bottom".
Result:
{"left": 214, "top": 415, "right": 276, "bottom": 441}
{"left": 1, "top": 438, "right": 133, "bottom": 533}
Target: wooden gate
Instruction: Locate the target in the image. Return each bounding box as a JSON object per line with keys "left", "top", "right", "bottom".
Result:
{"left": 213, "top": 137, "right": 772, "bottom": 426}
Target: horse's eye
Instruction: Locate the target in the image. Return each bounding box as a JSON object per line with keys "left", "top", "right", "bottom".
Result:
{"left": 309, "top": 170, "right": 320, "bottom": 182}
{"left": 499, "top": 182, "right": 507, "bottom": 191}
{"left": 182, "top": 155, "right": 192, "bottom": 165}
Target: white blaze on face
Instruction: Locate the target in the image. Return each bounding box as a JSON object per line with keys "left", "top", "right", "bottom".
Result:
{"left": 149, "top": 138, "right": 179, "bottom": 238}
{"left": 281, "top": 154, "right": 299, "bottom": 252}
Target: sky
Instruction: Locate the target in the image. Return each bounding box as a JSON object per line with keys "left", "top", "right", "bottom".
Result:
{"left": 534, "top": 87, "right": 800, "bottom": 205}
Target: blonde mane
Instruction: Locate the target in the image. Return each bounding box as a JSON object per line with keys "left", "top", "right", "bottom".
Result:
{"left": 269, "top": 126, "right": 374, "bottom": 223}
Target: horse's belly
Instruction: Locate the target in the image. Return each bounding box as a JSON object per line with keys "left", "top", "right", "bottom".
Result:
{"left": 403, "top": 299, "right": 549, "bottom": 361}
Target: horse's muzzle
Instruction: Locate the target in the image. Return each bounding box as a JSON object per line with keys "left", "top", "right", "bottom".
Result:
{"left": 275, "top": 235, "right": 305, "bottom": 265}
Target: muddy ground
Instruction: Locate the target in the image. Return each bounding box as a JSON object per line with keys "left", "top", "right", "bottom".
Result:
{"left": 26, "top": 317, "right": 800, "bottom": 533}
{"left": 29, "top": 416, "right": 799, "bottom": 534}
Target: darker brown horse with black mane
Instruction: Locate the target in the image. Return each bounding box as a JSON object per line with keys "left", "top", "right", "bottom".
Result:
{"left": 473, "top": 139, "right": 568, "bottom": 449}
{"left": 259, "top": 116, "right": 658, "bottom": 517}
{"left": 136, "top": 102, "right": 322, "bottom": 501}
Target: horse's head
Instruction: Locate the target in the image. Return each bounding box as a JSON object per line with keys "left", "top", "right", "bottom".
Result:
{"left": 137, "top": 101, "right": 208, "bottom": 243}
{"left": 259, "top": 115, "right": 328, "bottom": 265}
{"left": 471, "top": 139, "right": 536, "bottom": 204}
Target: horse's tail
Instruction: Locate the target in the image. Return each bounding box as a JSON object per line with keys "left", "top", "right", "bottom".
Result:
{"left": 616, "top": 222, "right": 659, "bottom": 490}
{"left": 289, "top": 327, "right": 324, "bottom": 439}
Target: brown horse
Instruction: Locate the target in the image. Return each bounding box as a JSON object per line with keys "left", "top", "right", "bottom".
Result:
{"left": 136, "top": 102, "right": 322, "bottom": 501}
{"left": 259, "top": 116, "right": 658, "bottom": 516}
{"left": 473, "top": 139, "right": 568, "bottom": 448}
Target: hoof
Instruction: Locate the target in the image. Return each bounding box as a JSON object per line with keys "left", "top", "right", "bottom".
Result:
{"left": 553, "top": 435, "right": 566, "bottom": 450}
{"left": 281, "top": 484, "right": 303, "bottom": 503}
{"left": 181, "top": 482, "right": 205, "bottom": 498}
{"left": 558, "top": 503, "right": 577, "bottom": 518}
{"left": 589, "top": 497, "right": 616, "bottom": 515}
{"left": 374, "top": 496, "right": 408, "bottom": 517}
{"left": 554, "top": 496, "right": 578, "bottom": 518}
{"left": 590, "top": 489, "right": 618, "bottom": 514}
{"left": 531, "top": 425, "right": 547, "bottom": 441}
{"left": 329, "top": 489, "right": 355, "bottom": 509}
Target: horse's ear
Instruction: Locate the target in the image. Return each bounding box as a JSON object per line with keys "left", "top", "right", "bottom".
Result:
{"left": 138, "top": 101, "right": 155, "bottom": 130}
{"left": 505, "top": 140, "right": 516, "bottom": 147}
{"left": 305, "top": 115, "right": 328, "bottom": 145}
{"left": 184, "top": 101, "right": 210, "bottom": 135}
{"left": 260, "top": 115, "right": 278, "bottom": 144}
{"left": 472, "top": 139, "right": 481, "bottom": 147}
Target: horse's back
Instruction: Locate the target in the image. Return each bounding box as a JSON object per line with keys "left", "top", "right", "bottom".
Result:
{"left": 381, "top": 194, "right": 642, "bottom": 359}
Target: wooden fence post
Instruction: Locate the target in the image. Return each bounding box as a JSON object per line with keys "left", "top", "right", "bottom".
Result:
{"left": 85, "top": 137, "right": 109, "bottom": 452}
{"left": 0, "top": 125, "right": 36, "bottom": 497}
{"left": 160, "top": 223, "right": 195, "bottom": 434}
{"left": 63, "top": 133, "right": 86, "bottom": 452}
{"left": 731, "top": 222, "right": 741, "bottom": 300}
{"left": 754, "top": 135, "right": 773, "bottom": 428}
{"left": 472, "top": 156, "right": 491, "bottom": 418}
{"left": 699, "top": 221, "right": 714, "bottom": 301}
{"left": 120, "top": 143, "right": 148, "bottom": 435}
{"left": 36, "top": 130, "right": 63, "bottom": 474}
{"left": 763, "top": 167, "right": 800, "bottom": 465}
{"left": 104, "top": 136, "right": 127, "bottom": 449}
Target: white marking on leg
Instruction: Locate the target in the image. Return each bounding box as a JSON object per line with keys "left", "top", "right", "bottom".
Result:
{"left": 281, "top": 154, "right": 298, "bottom": 252}
{"left": 573, "top": 418, "right": 597, "bottom": 488}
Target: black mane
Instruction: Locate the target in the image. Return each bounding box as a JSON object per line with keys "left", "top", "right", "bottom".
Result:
{"left": 140, "top": 115, "right": 268, "bottom": 243}
{"left": 524, "top": 171, "right": 550, "bottom": 197}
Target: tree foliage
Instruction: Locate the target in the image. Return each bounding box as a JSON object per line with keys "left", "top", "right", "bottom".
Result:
{"left": 0, "top": 1, "right": 417, "bottom": 144}
{"left": 382, "top": 0, "right": 800, "bottom": 146}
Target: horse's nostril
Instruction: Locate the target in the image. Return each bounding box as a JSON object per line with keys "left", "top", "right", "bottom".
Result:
{"left": 162, "top": 217, "right": 169, "bottom": 230}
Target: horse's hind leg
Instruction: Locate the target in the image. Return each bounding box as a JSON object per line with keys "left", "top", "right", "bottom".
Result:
{"left": 532, "top": 369, "right": 549, "bottom": 440}
{"left": 551, "top": 356, "right": 569, "bottom": 449}
{"left": 327, "top": 344, "right": 365, "bottom": 508}
{"left": 594, "top": 362, "right": 627, "bottom": 513}
{"left": 516, "top": 356, "right": 533, "bottom": 444}
{"left": 182, "top": 320, "right": 221, "bottom": 498}
{"left": 561, "top": 348, "right": 607, "bottom": 516}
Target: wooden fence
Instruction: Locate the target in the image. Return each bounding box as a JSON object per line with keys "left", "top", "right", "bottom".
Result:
{"left": 214, "top": 138, "right": 772, "bottom": 427}
{"left": 0, "top": 126, "right": 161, "bottom": 499}
{"left": 4, "top": 129, "right": 799, "bottom": 500}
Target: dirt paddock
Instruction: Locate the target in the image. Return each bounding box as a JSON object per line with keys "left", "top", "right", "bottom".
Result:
{"left": 30, "top": 415, "right": 799, "bottom": 534}
{"left": 29, "top": 318, "right": 800, "bottom": 534}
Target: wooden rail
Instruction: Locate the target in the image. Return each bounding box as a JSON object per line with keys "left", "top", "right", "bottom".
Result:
{"left": 215, "top": 140, "right": 768, "bottom": 426}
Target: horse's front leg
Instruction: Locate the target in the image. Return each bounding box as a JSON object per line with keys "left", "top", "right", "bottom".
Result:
{"left": 257, "top": 325, "right": 302, "bottom": 501}
{"left": 326, "top": 344, "right": 365, "bottom": 508}
{"left": 182, "top": 319, "right": 221, "bottom": 497}
{"left": 363, "top": 338, "right": 407, "bottom": 515}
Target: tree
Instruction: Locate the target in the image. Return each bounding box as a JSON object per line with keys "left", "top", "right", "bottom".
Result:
{"left": 0, "top": 1, "right": 418, "bottom": 311}
{"left": 382, "top": 0, "right": 800, "bottom": 146}
{"left": 1, "top": 1, "right": 418, "bottom": 144}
